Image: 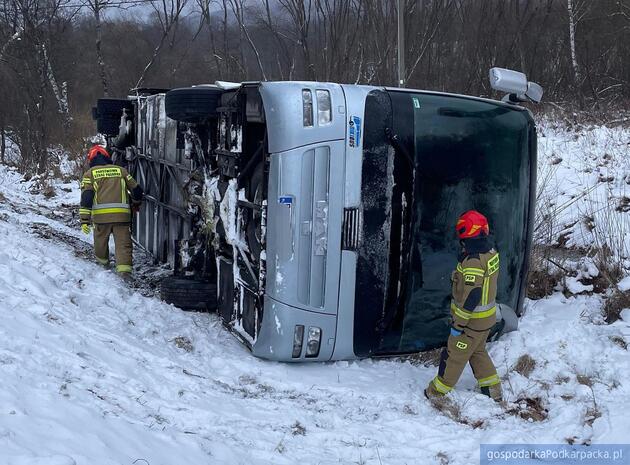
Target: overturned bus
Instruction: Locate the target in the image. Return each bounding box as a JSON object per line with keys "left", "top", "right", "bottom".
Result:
{"left": 92, "top": 68, "right": 541, "bottom": 361}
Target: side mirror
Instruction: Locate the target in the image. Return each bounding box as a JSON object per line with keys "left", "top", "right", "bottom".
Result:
{"left": 524, "top": 81, "right": 543, "bottom": 103}
{"left": 489, "top": 68, "right": 528, "bottom": 94}
{"left": 489, "top": 67, "right": 543, "bottom": 104}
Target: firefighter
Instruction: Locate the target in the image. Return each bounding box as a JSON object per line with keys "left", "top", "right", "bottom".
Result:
{"left": 425, "top": 210, "right": 503, "bottom": 402}
{"left": 79, "top": 145, "right": 143, "bottom": 278}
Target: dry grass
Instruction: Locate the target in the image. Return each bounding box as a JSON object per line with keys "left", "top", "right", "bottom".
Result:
{"left": 527, "top": 245, "right": 565, "bottom": 299}
{"left": 527, "top": 268, "right": 563, "bottom": 299}
{"left": 436, "top": 451, "right": 450, "bottom": 465}
{"left": 584, "top": 406, "right": 602, "bottom": 427}
{"left": 610, "top": 335, "right": 628, "bottom": 350}
{"left": 172, "top": 336, "right": 194, "bottom": 352}
{"left": 429, "top": 396, "right": 484, "bottom": 428}
{"left": 576, "top": 374, "right": 594, "bottom": 387}
{"left": 505, "top": 397, "right": 549, "bottom": 422}
{"left": 290, "top": 421, "right": 306, "bottom": 436}
{"left": 603, "top": 290, "right": 630, "bottom": 323}
{"left": 555, "top": 375, "right": 571, "bottom": 384}
{"left": 42, "top": 184, "right": 56, "bottom": 198}
{"left": 529, "top": 158, "right": 566, "bottom": 300}
{"left": 513, "top": 354, "right": 537, "bottom": 378}
{"left": 430, "top": 395, "right": 462, "bottom": 420}
{"left": 401, "top": 348, "right": 443, "bottom": 366}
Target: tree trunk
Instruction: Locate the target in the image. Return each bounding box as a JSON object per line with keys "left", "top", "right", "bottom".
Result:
{"left": 135, "top": 29, "right": 169, "bottom": 89}
{"left": 41, "top": 44, "right": 72, "bottom": 133}
{"left": 567, "top": 0, "right": 581, "bottom": 85}
{"left": 94, "top": 4, "right": 109, "bottom": 96}
{"left": 229, "top": 0, "right": 267, "bottom": 80}
{"left": 0, "top": 129, "right": 5, "bottom": 165}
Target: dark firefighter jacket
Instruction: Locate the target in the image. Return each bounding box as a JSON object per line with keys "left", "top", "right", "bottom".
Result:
{"left": 450, "top": 237, "right": 499, "bottom": 332}
{"left": 79, "top": 154, "right": 143, "bottom": 225}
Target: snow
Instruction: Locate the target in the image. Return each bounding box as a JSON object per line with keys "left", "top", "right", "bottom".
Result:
{"left": 1, "top": 119, "right": 630, "bottom": 464}
{"left": 218, "top": 178, "right": 240, "bottom": 247}
{"left": 617, "top": 276, "right": 630, "bottom": 292}
{"left": 565, "top": 276, "right": 594, "bottom": 294}
{"left": 536, "top": 121, "right": 630, "bottom": 256}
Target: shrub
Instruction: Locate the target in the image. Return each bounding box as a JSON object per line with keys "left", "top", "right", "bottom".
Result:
{"left": 513, "top": 354, "right": 537, "bottom": 378}
{"left": 603, "top": 290, "right": 630, "bottom": 323}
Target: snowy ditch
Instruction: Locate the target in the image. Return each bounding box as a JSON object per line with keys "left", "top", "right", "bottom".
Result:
{"left": 0, "top": 119, "right": 629, "bottom": 464}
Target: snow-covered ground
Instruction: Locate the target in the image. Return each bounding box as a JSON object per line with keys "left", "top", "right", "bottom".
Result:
{"left": 536, "top": 121, "right": 630, "bottom": 257}
{"left": 0, "top": 120, "right": 630, "bottom": 465}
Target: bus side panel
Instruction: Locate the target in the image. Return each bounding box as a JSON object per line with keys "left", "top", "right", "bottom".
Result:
{"left": 331, "top": 251, "right": 358, "bottom": 360}
{"left": 331, "top": 85, "right": 375, "bottom": 360}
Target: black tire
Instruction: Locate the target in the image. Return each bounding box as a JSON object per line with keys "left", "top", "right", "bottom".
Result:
{"left": 95, "top": 98, "right": 133, "bottom": 136}
{"left": 160, "top": 276, "right": 217, "bottom": 312}
{"left": 165, "top": 87, "right": 222, "bottom": 123}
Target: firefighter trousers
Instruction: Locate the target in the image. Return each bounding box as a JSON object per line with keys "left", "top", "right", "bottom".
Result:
{"left": 435, "top": 328, "right": 500, "bottom": 393}
{"left": 93, "top": 223, "right": 133, "bottom": 273}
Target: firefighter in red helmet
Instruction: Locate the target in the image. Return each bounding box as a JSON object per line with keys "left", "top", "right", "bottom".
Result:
{"left": 425, "top": 210, "right": 503, "bottom": 402}
{"left": 79, "top": 145, "right": 143, "bottom": 278}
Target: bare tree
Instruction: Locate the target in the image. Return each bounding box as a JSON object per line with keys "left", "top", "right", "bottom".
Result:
{"left": 278, "top": 0, "right": 315, "bottom": 80}
{"left": 404, "top": 0, "right": 453, "bottom": 85}
{"left": 567, "top": 0, "right": 581, "bottom": 86}
{"left": 228, "top": 0, "right": 267, "bottom": 80}
{"left": 83, "top": 0, "right": 111, "bottom": 96}
{"left": 41, "top": 43, "right": 72, "bottom": 132}
{"left": 135, "top": 0, "right": 189, "bottom": 89}
{"left": 0, "top": 0, "right": 73, "bottom": 173}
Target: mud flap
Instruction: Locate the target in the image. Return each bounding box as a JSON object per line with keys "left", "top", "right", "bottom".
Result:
{"left": 490, "top": 304, "right": 519, "bottom": 341}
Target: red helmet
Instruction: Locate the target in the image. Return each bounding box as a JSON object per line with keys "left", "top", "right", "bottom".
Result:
{"left": 456, "top": 210, "right": 489, "bottom": 239}
{"left": 87, "top": 145, "right": 110, "bottom": 162}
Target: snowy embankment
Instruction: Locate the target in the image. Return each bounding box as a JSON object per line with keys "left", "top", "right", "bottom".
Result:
{"left": 0, "top": 120, "right": 630, "bottom": 465}
{"left": 536, "top": 120, "right": 630, "bottom": 254}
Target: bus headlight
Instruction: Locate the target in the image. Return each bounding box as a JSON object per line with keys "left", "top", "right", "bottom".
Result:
{"left": 305, "top": 326, "right": 321, "bottom": 358}
{"left": 302, "top": 90, "right": 313, "bottom": 127}
{"left": 316, "top": 90, "right": 331, "bottom": 125}
{"left": 292, "top": 325, "right": 304, "bottom": 358}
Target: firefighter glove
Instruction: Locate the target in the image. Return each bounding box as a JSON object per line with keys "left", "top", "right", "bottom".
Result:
{"left": 81, "top": 223, "right": 91, "bottom": 235}
{"left": 450, "top": 327, "right": 462, "bottom": 337}
{"left": 131, "top": 201, "right": 141, "bottom": 214}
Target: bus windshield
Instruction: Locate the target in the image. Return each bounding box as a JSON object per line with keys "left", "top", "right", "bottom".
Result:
{"left": 353, "top": 90, "right": 535, "bottom": 357}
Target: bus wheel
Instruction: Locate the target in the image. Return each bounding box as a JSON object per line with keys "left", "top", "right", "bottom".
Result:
{"left": 160, "top": 276, "right": 218, "bottom": 312}
{"left": 165, "top": 87, "right": 222, "bottom": 123}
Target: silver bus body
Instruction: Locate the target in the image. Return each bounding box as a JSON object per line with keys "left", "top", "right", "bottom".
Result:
{"left": 107, "top": 80, "right": 535, "bottom": 362}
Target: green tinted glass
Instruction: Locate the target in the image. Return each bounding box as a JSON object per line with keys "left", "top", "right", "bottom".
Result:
{"left": 385, "top": 93, "right": 533, "bottom": 353}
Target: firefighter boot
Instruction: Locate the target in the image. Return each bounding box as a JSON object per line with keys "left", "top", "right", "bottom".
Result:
{"left": 481, "top": 383, "right": 503, "bottom": 402}
{"left": 112, "top": 224, "right": 133, "bottom": 276}
{"left": 424, "top": 382, "right": 445, "bottom": 400}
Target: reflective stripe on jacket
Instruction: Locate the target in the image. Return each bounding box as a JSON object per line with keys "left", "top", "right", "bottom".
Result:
{"left": 450, "top": 249, "right": 499, "bottom": 331}
{"left": 80, "top": 165, "right": 141, "bottom": 224}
